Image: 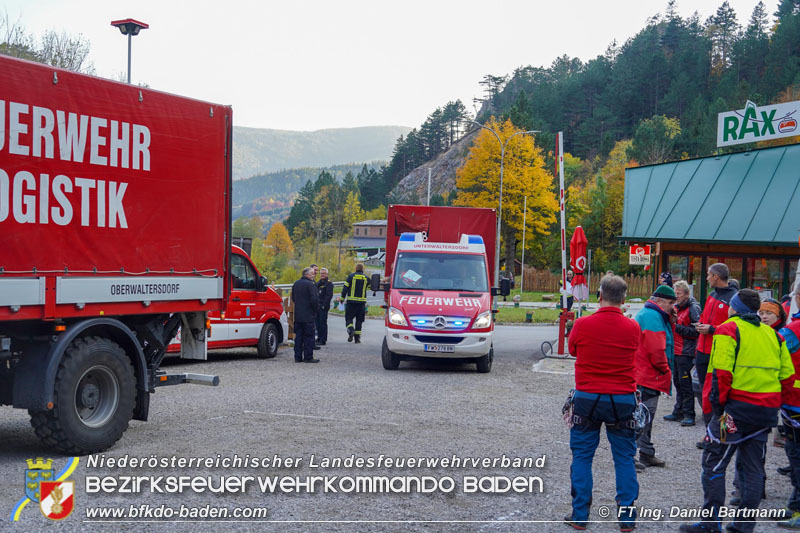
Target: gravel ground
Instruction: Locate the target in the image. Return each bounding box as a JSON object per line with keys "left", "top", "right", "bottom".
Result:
{"left": 0, "top": 320, "right": 793, "bottom": 532}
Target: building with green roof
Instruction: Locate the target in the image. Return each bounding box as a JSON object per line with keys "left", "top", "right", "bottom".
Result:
{"left": 621, "top": 143, "right": 800, "bottom": 302}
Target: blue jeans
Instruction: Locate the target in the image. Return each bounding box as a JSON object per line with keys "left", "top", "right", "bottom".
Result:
{"left": 570, "top": 391, "right": 639, "bottom": 525}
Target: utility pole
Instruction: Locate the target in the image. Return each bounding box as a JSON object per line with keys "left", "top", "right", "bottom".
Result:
{"left": 427, "top": 168, "right": 431, "bottom": 206}
{"left": 520, "top": 196, "right": 527, "bottom": 295}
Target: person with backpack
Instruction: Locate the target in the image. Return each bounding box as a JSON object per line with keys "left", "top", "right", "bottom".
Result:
{"left": 680, "top": 289, "right": 794, "bottom": 533}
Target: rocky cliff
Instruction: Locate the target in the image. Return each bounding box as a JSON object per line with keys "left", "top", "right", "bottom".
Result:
{"left": 388, "top": 130, "right": 478, "bottom": 202}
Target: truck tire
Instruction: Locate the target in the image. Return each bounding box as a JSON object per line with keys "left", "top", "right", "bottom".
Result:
{"left": 257, "top": 323, "right": 279, "bottom": 359}
{"left": 381, "top": 338, "right": 400, "bottom": 370}
{"left": 476, "top": 347, "right": 494, "bottom": 373}
{"left": 29, "top": 336, "right": 136, "bottom": 455}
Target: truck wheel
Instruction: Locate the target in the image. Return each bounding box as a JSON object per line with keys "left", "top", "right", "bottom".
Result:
{"left": 29, "top": 336, "right": 136, "bottom": 455}
{"left": 381, "top": 338, "right": 400, "bottom": 370}
{"left": 257, "top": 323, "right": 279, "bottom": 358}
{"left": 476, "top": 347, "right": 494, "bottom": 373}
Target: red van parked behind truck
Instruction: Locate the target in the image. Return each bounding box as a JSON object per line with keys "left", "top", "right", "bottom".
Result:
{"left": 169, "top": 245, "right": 287, "bottom": 357}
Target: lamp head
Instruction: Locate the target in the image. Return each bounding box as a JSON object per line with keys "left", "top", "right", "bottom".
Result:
{"left": 111, "top": 19, "right": 149, "bottom": 36}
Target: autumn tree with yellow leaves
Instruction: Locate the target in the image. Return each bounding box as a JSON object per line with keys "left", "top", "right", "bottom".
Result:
{"left": 454, "top": 118, "right": 557, "bottom": 274}
{"left": 265, "top": 221, "right": 294, "bottom": 256}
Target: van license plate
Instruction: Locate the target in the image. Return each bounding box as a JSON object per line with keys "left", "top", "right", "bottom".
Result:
{"left": 424, "top": 344, "right": 454, "bottom": 353}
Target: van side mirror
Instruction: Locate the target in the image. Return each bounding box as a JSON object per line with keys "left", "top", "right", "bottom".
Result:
{"left": 500, "top": 278, "right": 511, "bottom": 296}
{"left": 370, "top": 273, "right": 381, "bottom": 293}
{"left": 257, "top": 276, "right": 268, "bottom": 292}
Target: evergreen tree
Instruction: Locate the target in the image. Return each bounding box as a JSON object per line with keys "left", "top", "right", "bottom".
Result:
{"left": 706, "top": 1, "right": 741, "bottom": 73}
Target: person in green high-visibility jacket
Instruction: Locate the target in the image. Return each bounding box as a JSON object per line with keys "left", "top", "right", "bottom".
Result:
{"left": 341, "top": 263, "right": 368, "bottom": 343}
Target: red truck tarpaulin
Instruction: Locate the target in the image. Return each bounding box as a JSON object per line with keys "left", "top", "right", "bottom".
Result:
{"left": 570, "top": 226, "right": 589, "bottom": 302}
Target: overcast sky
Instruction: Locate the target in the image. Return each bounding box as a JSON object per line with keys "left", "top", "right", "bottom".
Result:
{"left": 3, "top": 0, "right": 768, "bottom": 131}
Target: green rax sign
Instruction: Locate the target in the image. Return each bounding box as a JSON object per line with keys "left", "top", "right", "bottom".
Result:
{"left": 717, "top": 100, "right": 798, "bottom": 147}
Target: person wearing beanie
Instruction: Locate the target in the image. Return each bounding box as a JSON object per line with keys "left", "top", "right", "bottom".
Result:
{"left": 730, "top": 299, "right": 788, "bottom": 505}
{"left": 778, "top": 290, "right": 800, "bottom": 529}
{"left": 680, "top": 289, "right": 794, "bottom": 533}
{"left": 633, "top": 284, "right": 676, "bottom": 468}
{"left": 659, "top": 271, "right": 674, "bottom": 287}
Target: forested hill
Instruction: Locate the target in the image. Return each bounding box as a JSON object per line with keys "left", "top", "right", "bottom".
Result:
{"left": 479, "top": 0, "right": 800, "bottom": 160}
{"left": 232, "top": 125, "right": 410, "bottom": 180}
{"left": 232, "top": 163, "right": 384, "bottom": 226}
{"left": 361, "top": 0, "right": 800, "bottom": 274}
{"left": 378, "top": 0, "right": 800, "bottom": 205}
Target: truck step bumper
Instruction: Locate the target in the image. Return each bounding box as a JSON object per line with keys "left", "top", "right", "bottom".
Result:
{"left": 154, "top": 373, "right": 220, "bottom": 387}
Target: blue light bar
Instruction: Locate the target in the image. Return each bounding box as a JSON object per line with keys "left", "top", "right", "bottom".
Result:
{"left": 399, "top": 233, "right": 416, "bottom": 242}
{"left": 416, "top": 319, "right": 426, "bottom": 324}
{"left": 468, "top": 235, "right": 484, "bottom": 244}
{"left": 453, "top": 321, "right": 464, "bottom": 326}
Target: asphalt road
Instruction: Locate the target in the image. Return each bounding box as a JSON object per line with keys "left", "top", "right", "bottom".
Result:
{"left": 0, "top": 320, "right": 795, "bottom": 532}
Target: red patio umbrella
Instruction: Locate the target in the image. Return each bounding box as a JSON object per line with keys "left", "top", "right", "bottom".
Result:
{"left": 569, "top": 226, "right": 589, "bottom": 302}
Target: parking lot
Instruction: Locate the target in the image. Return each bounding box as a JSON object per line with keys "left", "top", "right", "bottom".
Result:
{"left": 1, "top": 319, "right": 795, "bottom": 531}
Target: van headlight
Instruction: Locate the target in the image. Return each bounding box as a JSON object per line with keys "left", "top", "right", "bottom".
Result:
{"left": 473, "top": 311, "right": 492, "bottom": 329}
{"left": 388, "top": 307, "right": 408, "bottom": 326}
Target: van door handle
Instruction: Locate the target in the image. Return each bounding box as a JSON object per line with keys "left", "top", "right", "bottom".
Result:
{"left": 232, "top": 297, "right": 240, "bottom": 301}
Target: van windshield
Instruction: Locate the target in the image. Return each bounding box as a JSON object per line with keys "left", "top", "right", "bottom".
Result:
{"left": 393, "top": 252, "right": 488, "bottom": 292}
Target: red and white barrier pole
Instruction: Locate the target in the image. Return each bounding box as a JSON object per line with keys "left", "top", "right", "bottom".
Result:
{"left": 556, "top": 131, "right": 569, "bottom": 355}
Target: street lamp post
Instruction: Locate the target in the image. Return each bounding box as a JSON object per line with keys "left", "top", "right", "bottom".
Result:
{"left": 110, "top": 19, "right": 149, "bottom": 84}
{"left": 469, "top": 121, "right": 539, "bottom": 293}
{"left": 521, "top": 195, "right": 527, "bottom": 295}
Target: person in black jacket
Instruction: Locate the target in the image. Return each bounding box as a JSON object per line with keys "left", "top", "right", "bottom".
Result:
{"left": 291, "top": 267, "right": 319, "bottom": 363}
{"left": 316, "top": 268, "right": 334, "bottom": 346}
{"left": 664, "top": 280, "right": 701, "bottom": 426}
{"left": 342, "top": 263, "right": 368, "bottom": 343}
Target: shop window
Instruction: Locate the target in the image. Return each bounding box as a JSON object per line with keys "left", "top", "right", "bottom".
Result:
{"left": 746, "top": 258, "right": 782, "bottom": 299}
{"left": 667, "top": 255, "right": 702, "bottom": 297}
{"left": 708, "top": 257, "right": 743, "bottom": 287}
{"left": 668, "top": 256, "right": 688, "bottom": 282}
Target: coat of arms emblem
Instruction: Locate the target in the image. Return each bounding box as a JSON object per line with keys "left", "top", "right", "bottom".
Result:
{"left": 39, "top": 481, "right": 75, "bottom": 520}
{"left": 24, "top": 458, "right": 54, "bottom": 502}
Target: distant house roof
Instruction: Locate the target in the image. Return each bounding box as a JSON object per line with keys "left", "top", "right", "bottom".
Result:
{"left": 340, "top": 236, "right": 387, "bottom": 250}
{"left": 353, "top": 219, "right": 387, "bottom": 226}
{"left": 621, "top": 144, "right": 800, "bottom": 247}
{"left": 350, "top": 237, "right": 386, "bottom": 248}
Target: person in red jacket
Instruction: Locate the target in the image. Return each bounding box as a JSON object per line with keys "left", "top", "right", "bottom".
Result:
{"left": 566, "top": 275, "right": 641, "bottom": 531}
{"left": 694, "top": 263, "right": 737, "bottom": 448}
{"left": 778, "top": 291, "right": 800, "bottom": 529}
{"left": 634, "top": 284, "right": 676, "bottom": 468}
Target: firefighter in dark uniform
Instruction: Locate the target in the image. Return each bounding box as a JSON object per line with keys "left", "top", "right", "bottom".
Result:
{"left": 342, "top": 263, "right": 368, "bottom": 343}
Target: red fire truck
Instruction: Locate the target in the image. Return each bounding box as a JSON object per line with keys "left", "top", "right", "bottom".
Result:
{"left": 374, "top": 205, "right": 509, "bottom": 373}
{"left": 0, "top": 55, "right": 232, "bottom": 453}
